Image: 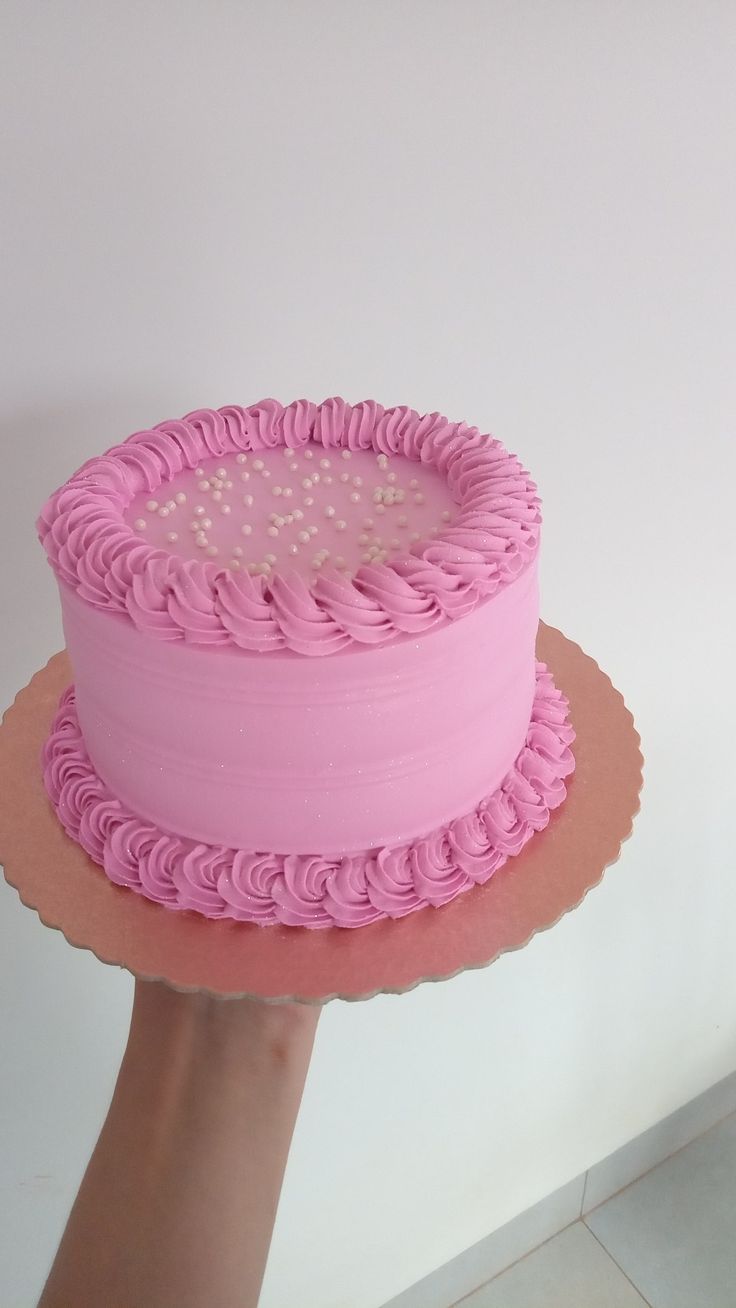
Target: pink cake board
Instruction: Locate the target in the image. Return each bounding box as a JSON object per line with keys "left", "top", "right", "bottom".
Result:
{"left": 0, "top": 625, "right": 642, "bottom": 1005}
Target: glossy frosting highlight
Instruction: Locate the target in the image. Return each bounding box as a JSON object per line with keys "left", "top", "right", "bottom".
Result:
{"left": 43, "top": 665, "right": 575, "bottom": 929}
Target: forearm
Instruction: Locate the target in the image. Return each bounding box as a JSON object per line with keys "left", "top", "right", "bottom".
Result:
{"left": 39, "top": 980, "right": 320, "bottom": 1308}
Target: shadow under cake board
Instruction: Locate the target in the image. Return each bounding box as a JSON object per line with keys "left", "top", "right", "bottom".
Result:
{"left": 0, "top": 624, "right": 642, "bottom": 1004}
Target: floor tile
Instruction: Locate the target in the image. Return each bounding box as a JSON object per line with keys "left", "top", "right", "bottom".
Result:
{"left": 586, "top": 1110, "right": 736, "bottom": 1308}
{"left": 457, "top": 1221, "right": 648, "bottom": 1308}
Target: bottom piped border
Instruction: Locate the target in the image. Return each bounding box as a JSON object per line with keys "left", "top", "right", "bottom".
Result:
{"left": 41, "top": 664, "right": 575, "bottom": 930}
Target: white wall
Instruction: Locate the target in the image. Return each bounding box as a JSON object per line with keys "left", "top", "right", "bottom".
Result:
{"left": 1, "top": 3, "right": 734, "bottom": 1305}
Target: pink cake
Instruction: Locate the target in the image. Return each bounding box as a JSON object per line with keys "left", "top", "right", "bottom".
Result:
{"left": 38, "top": 398, "right": 575, "bottom": 928}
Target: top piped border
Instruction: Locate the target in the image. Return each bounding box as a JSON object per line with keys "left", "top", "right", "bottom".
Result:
{"left": 37, "top": 398, "right": 540, "bottom": 656}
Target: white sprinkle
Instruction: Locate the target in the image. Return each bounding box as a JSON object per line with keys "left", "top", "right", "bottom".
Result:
{"left": 273, "top": 485, "right": 282, "bottom": 496}
{"left": 363, "top": 517, "right": 374, "bottom": 529}
{"left": 243, "top": 494, "right": 254, "bottom": 507}
{"left": 195, "top": 533, "right": 208, "bottom": 547}
{"left": 166, "top": 500, "right": 176, "bottom": 511}
{"left": 350, "top": 492, "right": 361, "bottom": 503}
{"left": 441, "top": 509, "right": 451, "bottom": 521}
{"left": 289, "top": 544, "right": 299, "bottom": 555}
{"left": 261, "top": 469, "right": 271, "bottom": 478}
{"left": 341, "top": 449, "right": 352, "bottom": 460}
{"left": 309, "top": 525, "right": 318, "bottom": 537}
{"left": 189, "top": 520, "right": 200, "bottom": 531}
{"left": 265, "top": 553, "right": 277, "bottom": 565}
{"left": 282, "top": 487, "right": 293, "bottom": 497}
{"left": 194, "top": 467, "right": 205, "bottom": 477}
{"left": 194, "top": 505, "right": 205, "bottom": 516}
{"left": 324, "top": 505, "right": 336, "bottom": 518}
{"left": 240, "top": 470, "right": 250, "bottom": 482}
{"left": 320, "top": 458, "right": 331, "bottom": 469}
{"left": 241, "top": 524, "right": 252, "bottom": 536}
{"left": 198, "top": 479, "right": 210, "bottom": 491}
{"left": 158, "top": 506, "right": 169, "bottom": 518}
{"left": 352, "top": 476, "right": 363, "bottom": 487}
{"left": 267, "top": 526, "right": 279, "bottom": 537}
{"left": 252, "top": 459, "right": 264, "bottom": 471}
{"left": 224, "top": 480, "right": 233, "bottom": 490}
{"left": 206, "top": 545, "right": 218, "bottom": 557}
{"left": 175, "top": 492, "right": 187, "bottom": 504}
{"left": 229, "top": 558, "right": 241, "bottom": 570}
{"left": 304, "top": 496, "right": 314, "bottom": 507}
{"left": 166, "top": 531, "right": 179, "bottom": 543}
{"left": 302, "top": 478, "right": 312, "bottom": 490}
{"left": 298, "top": 530, "right": 310, "bottom": 544}
{"left": 293, "top": 509, "right": 304, "bottom": 521}
{"left": 201, "top": 518, "right": 213, "bottom": 529}
{"left": 236, "top": 453, "right": 247, "bottom": 464}
{"left": 304, "top": 448, "right": 313, "bottom": 459}
{"left": 220, "top": 504, "right": 231, "bottom": 515}
{"left": 414, "top": 492, "right": 425, "bottom": 505}
{"left": 134, "top": 518, "right": 147, "bottom": 531}
{"left": 290, "top": 462, "right": 299, "bottom": 473}
{"left": 146, "top": 499, "right": 158, "bottom": 512}
{"left": 311, "top": 472, "right": 321, "bottom": 484}
{"left": 340, "top": 472, "right": 350, "bottom": 483}
{"left": 335, "top": 519, "right": 347, "bottom": 531}
{"left": 397, "top": 515, "right": 408, "bottom": 527}
{"left": 216, "top": 467, "right": 226, "bottom": 478}
{"left": 232, "top": 545, "right": 243, "bottom": 557}
{"left": 387, "top": 472, "right": 397, "bottom": 483}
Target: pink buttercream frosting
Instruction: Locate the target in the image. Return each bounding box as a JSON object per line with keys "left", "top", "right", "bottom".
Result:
{"left": 42, "top": 664, "right": 574, "bottom": 929}
{"left": 37, "top": 399, "right": 540, "bottom": 656}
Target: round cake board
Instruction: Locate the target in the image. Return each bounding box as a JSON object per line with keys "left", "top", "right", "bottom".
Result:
{"left": 0, "top": 625, "right": 642, "bottom": 1005}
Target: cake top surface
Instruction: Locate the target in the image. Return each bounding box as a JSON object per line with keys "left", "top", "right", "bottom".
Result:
{"left": 38, "top": 398, "right": 540, "bottom": 656}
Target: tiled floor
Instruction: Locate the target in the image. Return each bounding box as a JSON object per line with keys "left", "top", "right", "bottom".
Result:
{"left": 456, "top": 1109, "right": 736, "bottom": 1308}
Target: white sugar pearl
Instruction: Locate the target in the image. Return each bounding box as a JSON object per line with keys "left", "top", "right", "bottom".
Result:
{"left": 283, "top": 447, "right": 293, "bottom": 457}
{"left": 391, "top": 537, "right": 400, "bottom": 548}
{"left": 375, "top": 504, "right": 385, "bottom": 514}
{"left": 441, "top": 509, "right": 451, "bottom": 521}
{"left": 166, "top": 500, "right": 176, "bottom": 511}
{"left": 304, "top": 448, "right": 313, "bottom": 459}
{"left": 265, "top": 553, "right": 277, "bottom": 565}
{"left": 363, "top": 517, "right": 374, "bottom": 529}
{"left": 410, "top": 531, "right": 421, "bottom": 542}
{"left": 166, "top": 531, "right": 179, "bottom": 543}
{"left": 282, "top": 487, "right": 293, "bottom": 497}
{"left": 302, "top": 478, "right": 313, "bottom": 490}
{"left": 189, "top": 520, "right": 200, "bottom": 531}
{"left": 358, "top": 533, "right": 369, "bottom": 545}
{"left": 335, "top": 555, "right": 346, "bottom": 568}
{"left": 304, "top": 496, "right": 314, "bottom": 507}
{"left": 289, "top": 544, "right": 299, "bottom": 556}
{"left": 373, "top": 489, "right": 383, "bottom": 503}
{"left": 309, "top": 525, "right": 318, "bottom": 537}
{"left": 430, "top": 526, "right": 439, "bottom": 536}
{"left": 241, "top": 524, "right": 252, "bottom": 536}
{"left": 212, "top": 490, "right": 222, "bottom": 501}
{"left": 384, "top": 489, "right": 395, "bottom": 505}
{"left": 311, "top": 472, "right": 320, "bottom": 484}
{"left": 387, "top": 472, "right": 397, "bottom": 484}
{"left": 195, "top": 533, "right": 208, "bottom": 547}
{"left": 298, "top": 530, "right": 310, "bottom": 544}
{"left": 409, "top": 479, "right": 419, "bottom": 490}
{"left": 158, "top": 506, "right": 169, "bottom": 518}
{"left": 216, "top": 467, "right": 226, "bottom": 478}
{"left": 290, "top": 462, "right": 299, "bottom": 473}
{"left": 175, "top": 492, "right": 187, "bottom": 504}
{"left": 201, "top": 518, "right": 212, "bottom": 529}
{"left": 352, "top": 476, "right": 363, "bottom": 487}
{"left": 261, "top": 469, "right": 271, "bottom": 478}
{"left": 368, "top": 545, "right": 380, "bottom": 558}
{"left": 236, "top": 453, "right": 247, "bottom": 464}
{"left": 267, "top": 526, "right": 279, "bottom": 537}
{"left": 311, "top": 557, "right": 323, "bottom": 570}
{"left": 198, "top": 480, "right": 210, "bottom": 491}
{"left": 194, "top": 467, "right": 204, "bottom": 477}
{"left": 146, "top": 499, "right": 158, "bottom": 512}
{"left": 240, "top": 470, "right": 250, "bottom": 482}
{"left": 335, "top": 519, "right": 347, "bottom": 531}
{"left": 397, "top": 515, "right": 408, "bottom": 527}
{"left": 225, "top": 480, "right": 233, "bottom": 489}
{"left": 252, "top": 459, "right": 264, "bottom": 471}
{"left": 341, "top": 449, "right": 352, "bottom": 460}
{"left": 350, "top": 492, "right": 361, "bottom": 503}
{"left": 220, "top": 504, "right": 231, "bottom": 515}
{"left": 206, "top": 545, "right": 218, "bottom": 557}
{"left": 243, "top": 494, "right": 254, "bottom": 507}
{"left": 134, "top": 518, "right": 147, "bottom": 531}
{"left": 323, "top": 476, "right": 333, "bottom": 486}
{"left": 229, "top": 558, "right": 241, "bottom": 570}
{"left": 283, "top": 514, "right": 294, "bottom": 525}
{"left": 211, "top": 478, "right": 223, "bottom": 490}
{"left": 232, "top": 545, "right": 243, "bottom": 557}
{"left": 194, "top": 505, "right": 206, "bottom": 516}
{"left": 324, "top": 505, "right": 336, "bottom": 518}
{"left": 361, "top": 552, "right": 372, "bottom": 563}
{"left": 320, "top": 458, "right": 331, "bottom": 469}
{"left": 293, "top": 509, "right": 304, "bottom": 521}
{"left": 414, "top": 492, "right": 425, "bottom": 505}
{"left": 273, "top": 485, "right": 282, "bottom": 496}
{"left": 272, "top": 515, "right": 284, "bottom": 527}
{"left": 340, "top": 472, "right": 350, "bottom": 484}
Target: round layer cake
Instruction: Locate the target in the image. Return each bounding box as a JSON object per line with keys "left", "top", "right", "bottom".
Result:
{"left": 38, "top": 398, "right": 575, "bottom": 928}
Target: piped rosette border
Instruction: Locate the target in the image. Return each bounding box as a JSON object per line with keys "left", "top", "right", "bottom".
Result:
{"left": 37, "top": 398, "right": 540, "bottom": 656}
{"left": 42, "top": 663, "right": 575, "bottom": 929}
